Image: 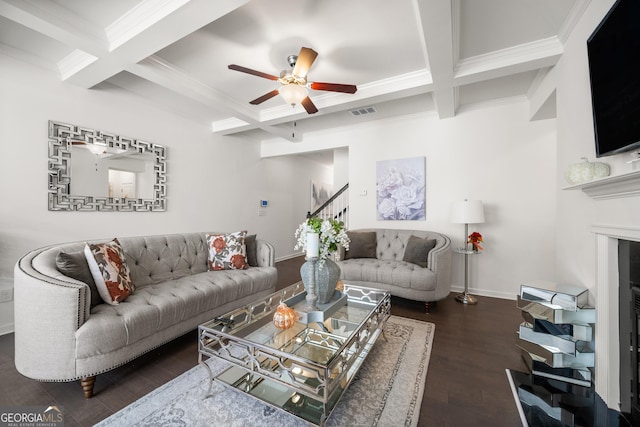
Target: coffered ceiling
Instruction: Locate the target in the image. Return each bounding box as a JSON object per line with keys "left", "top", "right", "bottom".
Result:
{"left": 0, "top": 0, "right": 587, "bottom": 142}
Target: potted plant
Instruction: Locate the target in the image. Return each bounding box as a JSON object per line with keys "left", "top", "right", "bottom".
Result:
{"left": 468, "top": 232, "right": 483, "bottom": 252}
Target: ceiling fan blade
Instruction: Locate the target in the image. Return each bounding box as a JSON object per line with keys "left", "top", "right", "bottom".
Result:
{"left": 301, "top": 96, "right": 318, "bottom": 114}
{"left": 310, "top": 82, "right": 357, "bottom": 94}
{"left": 228, "top": 64, "right": 278, "bottom": 81}
{"left": 292, "top": 47, "right": 318, "bottom": 78}
{"left": 249, "top": 89, "right": 280, "bottom": 105}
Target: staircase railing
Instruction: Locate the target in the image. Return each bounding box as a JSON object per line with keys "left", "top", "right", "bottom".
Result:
{"left": 307, "top": 183, "right": 349, "bottom": 228}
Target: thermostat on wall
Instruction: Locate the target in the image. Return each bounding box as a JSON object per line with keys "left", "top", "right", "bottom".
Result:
{"left": 260, "top": 200, "right": 269, "bottom": 207}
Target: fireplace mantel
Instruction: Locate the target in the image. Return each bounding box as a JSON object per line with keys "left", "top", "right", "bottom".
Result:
{"left": 564, "top": 169, "right": 640, "bottom": 200}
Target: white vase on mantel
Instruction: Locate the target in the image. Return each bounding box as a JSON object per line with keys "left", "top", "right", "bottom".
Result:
{"left": 565, "top": 157, "right": 610, "bottom": 185}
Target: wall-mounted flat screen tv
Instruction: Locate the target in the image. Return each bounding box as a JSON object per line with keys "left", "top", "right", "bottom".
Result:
{"left": 587, "top": 0, "right": 640, "bottom": 158}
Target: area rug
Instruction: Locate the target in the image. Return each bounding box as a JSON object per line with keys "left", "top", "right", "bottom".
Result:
{"left": 96, "top": 316, "right": 434, "bottom": 427}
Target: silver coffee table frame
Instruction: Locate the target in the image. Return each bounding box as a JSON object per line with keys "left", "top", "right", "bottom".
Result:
{"left": 198, "top": 282, "right": 391, "bottom": 426}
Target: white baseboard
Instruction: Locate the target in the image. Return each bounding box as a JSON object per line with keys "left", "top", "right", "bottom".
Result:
{"left": 275, "top": 253, "right": 304, "bottom": 262}
{"left": 0, "top": 322, "right": 14, "bottom": 336}
{"left": 450, "top": 285, "right": 516, "bottom": 301}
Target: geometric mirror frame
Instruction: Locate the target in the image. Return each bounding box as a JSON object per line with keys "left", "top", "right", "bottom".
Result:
{"left": 48, "top": 120, "right": 167, "bottom": 211}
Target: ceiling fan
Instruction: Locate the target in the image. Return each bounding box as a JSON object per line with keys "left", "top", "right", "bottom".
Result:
{"left": 228, "top": 47, "right": 357, "bottom": 115}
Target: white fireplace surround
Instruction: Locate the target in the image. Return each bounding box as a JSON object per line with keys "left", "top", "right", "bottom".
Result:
{"left": 594, "top": 225, "right": 640, "bottom": 410}
{"left": 565, "top": 169, "right": 640, "bottom": 410}
{"left": 570, "top": 170, "right": 640, "bottom": 410}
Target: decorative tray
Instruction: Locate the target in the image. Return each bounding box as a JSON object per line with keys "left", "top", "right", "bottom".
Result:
{"left": 284, "top": 290, "right": 348, "bottom": 324}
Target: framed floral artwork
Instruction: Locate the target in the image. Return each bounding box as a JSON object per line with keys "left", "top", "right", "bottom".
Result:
{"left": 376, "top": 156, "right": 426, "bottom": 220}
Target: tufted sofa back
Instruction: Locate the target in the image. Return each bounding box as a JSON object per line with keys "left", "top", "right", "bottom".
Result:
{"left": 30, "top": 232, "right": 261, "bottom": 291}
{"left": 118, "top": 233, "right": 210, "bottom": 288}
{"left": 373, "top": 229, "right": 446, "bottom": 261}
{"left": 341, "top": 228, "right": 449, "bottom": 268}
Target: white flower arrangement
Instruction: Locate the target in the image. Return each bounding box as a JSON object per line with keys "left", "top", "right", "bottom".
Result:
{"left": 294, "top": 217, "right": 350, "bottom": 261}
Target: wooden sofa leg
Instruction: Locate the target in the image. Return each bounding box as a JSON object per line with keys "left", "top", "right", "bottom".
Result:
{"left": 81, "top": 376, "right": 96, "bottom": 398}
{"left": 425, "top": 301, "right": 436, "bottom": 313}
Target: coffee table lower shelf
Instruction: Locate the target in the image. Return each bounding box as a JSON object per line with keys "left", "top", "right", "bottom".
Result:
{"left": 212, "top": 333, "right": 377, "bottom": 426}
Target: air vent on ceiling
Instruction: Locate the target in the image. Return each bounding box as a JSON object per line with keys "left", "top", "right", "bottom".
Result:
{"left": 349, "top": 106, "right": 377, "bottom": 117}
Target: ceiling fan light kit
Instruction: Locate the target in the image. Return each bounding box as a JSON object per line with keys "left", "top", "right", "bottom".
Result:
{"left": 228, "top": 47, "right": 357, "bottom": 115}
{"left": 279, "top": 84, "right": 308, "bottom": 106}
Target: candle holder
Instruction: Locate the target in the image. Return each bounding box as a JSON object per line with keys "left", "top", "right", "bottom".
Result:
{"left": 304, "top": 256, "right": 319, "bottom": 310}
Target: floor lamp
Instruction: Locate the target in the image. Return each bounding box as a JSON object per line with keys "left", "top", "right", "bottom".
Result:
{"left": 451, "top": 199, "right": 485, "bottom": 305}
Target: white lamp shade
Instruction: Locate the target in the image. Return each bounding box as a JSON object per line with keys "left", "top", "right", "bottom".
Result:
{"left": 451, "top": 199, "right": 485, "bottom": 224}
{"left": 279, "top": 84, "right": 308, "bottom": 106}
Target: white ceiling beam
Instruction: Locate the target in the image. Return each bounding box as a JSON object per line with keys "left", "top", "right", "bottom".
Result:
{"left": 0, "top": 0, "right": 107, "bottom": 56}
{"left": 432, "top": 88, "right": 458, "bottom": 119}
{"left": 216, "top": 34, "right": 563, "bottom": 136}
{"left": 454, "top": 37, "right": 563, "bottom": 86}
{"left": 528, "top": 67, "right": 557, "bottom": 121}
{"left": 128, "top": 56, "right": 296, "bottom": 142}
{"left": 260, "top": 70, "right": 432, "bottom": 124}
{"left": 557, "top": 0, "right": 592, "bottom": 45}
{"left": 62, "top": 0, "right": 249, "bottom": 88}
{"left": 0, "top": 0, "right": 250, "bottom": 87}
{"left": 106, "top": 0, "right": 195, "bottom": 51}
{"left": 212, "top": 70, "right": 433, "bottom": 134}
{"left": 414, "top": 0, "right": 457, "bottom": 119}
{"left": 0, "top": 41, "right": 57, "bottom": 72}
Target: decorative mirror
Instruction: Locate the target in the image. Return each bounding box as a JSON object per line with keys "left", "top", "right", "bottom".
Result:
{"left": 48, "top": 121, "right": 167, "bottom": 211}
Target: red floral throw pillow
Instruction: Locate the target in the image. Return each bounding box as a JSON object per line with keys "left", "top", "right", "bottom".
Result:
{"left": 206, "top": 231, "right": 249, "bottom": 271}
{"left": 84, "top": 238, "right": 135, "bottom": 305}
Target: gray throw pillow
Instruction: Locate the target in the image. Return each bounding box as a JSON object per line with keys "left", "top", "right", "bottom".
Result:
{"left": 245, "top": 234, "right": 258, "bottom": 267}
{"left": 56, "top": 251, "right": 102, "bottom": 307}
{"left": 344, "top": 231, "right": 377, "bottom": 259}
{"left": 403, "top": 236, "right": 437, "bottom": 268}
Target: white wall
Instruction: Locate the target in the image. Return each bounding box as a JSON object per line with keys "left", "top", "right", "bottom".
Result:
{"left": 265, "top": 100, "right": 558, "bottom": 299}
{"left": 555, "top": 0, "right": 640, "bottom": 297}
{"left": 0, "top": 54, "right": 325, "bottom": 334}
{"left": 333, "top": 147, "right": 349, "bottom": 189}
{"left": 248, "top": 152, "right": 333, "bottom": 260}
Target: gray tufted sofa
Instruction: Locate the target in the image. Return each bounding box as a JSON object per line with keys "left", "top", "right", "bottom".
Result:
{"left": 13, "top": 232, "right": 277, "bottom": 398}
{"left": 337, "top": 229, "right": 451, "bottom": 312}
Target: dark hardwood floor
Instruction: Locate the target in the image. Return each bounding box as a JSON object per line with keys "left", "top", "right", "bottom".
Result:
{"left": 0, "top": 256, "right": 527, "bottom": 426}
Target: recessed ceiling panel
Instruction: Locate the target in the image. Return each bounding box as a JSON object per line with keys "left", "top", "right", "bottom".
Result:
{"left": 51, "top": 0, "right": 144, "bottom": 28}
{"left": 155, "top": 0, "right": 426, "bottom": 109}
{"left": 0, "top": 16, "right": 73, "bottom": 64}
{"left": 459, "top": 0, "right": 577, "bottom": 59}
{"left": 275, "top": 92, "right": 435, "bottom": 136}
{"left": 458, "top": 71, "right": 538, "bottom": 106}
{"left": 103, "top": 71, "right": 228, "bottom": 126}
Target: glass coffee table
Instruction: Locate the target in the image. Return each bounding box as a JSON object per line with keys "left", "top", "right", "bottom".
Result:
{"left": 198, "top": 282, "right": 391, "bottom": 426}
